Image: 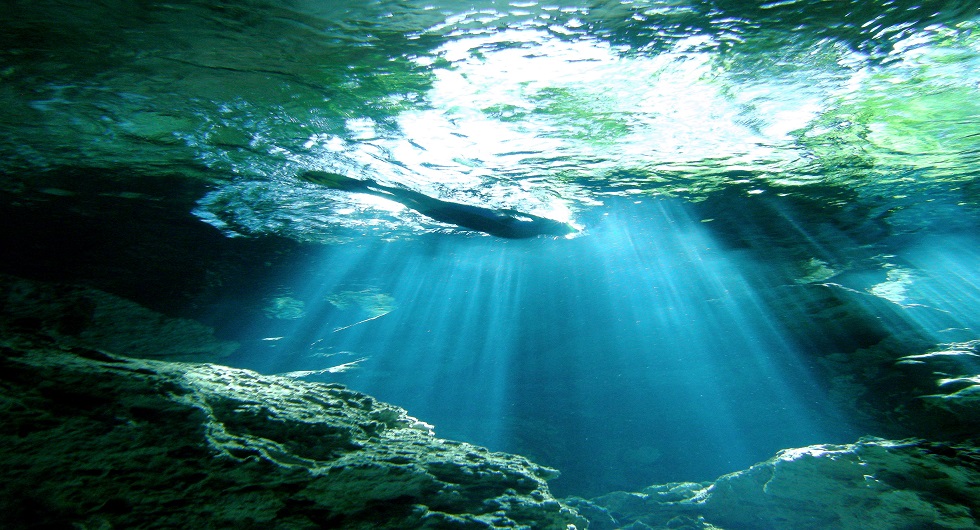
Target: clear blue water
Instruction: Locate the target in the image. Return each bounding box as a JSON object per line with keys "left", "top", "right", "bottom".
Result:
{"left": 208, "top": 193, "right": 979, "bottom": 496}
{"left": 3, "top": 0, "right": 980, "bottom": 500}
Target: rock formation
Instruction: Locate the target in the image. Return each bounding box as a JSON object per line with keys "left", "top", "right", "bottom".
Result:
{"left": 574, "top": 438, "right": 980, "bottom": 529}
{"left": 0, "top": 339, "right": 586, "bottom": 529}
{"left": 0, "top": 274, "right": 238, "bottom": 362}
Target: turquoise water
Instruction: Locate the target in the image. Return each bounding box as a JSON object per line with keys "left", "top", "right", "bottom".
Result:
{"left": 3, "top": 0, "right": 980, "bottom": 498}
{"left": 216, "top": 197, "right": 865, "bottom": 496}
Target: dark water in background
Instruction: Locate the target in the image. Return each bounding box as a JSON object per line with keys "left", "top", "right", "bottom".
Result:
{"left": 3, "top": 0, "right": 980, "bottom": 497}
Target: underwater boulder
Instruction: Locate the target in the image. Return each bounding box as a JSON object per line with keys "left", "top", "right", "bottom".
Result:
{"left": 0, "top": 342, "right": 585, "bottom": 529}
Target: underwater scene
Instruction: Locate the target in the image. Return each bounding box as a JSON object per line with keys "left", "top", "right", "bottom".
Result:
{"left": 2, "top": 0, "right": 980, "bottom": 528}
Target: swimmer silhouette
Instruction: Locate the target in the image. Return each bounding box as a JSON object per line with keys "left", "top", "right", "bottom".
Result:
{"left": 299, "top": 170, "right": 578, "bottom": 239}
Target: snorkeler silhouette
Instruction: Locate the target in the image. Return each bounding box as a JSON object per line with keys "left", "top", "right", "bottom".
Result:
{"left": 299, "top": 170, "right": 578, "bottom": 239}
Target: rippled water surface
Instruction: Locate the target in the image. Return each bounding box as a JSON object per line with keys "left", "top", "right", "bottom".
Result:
{"left": 3, "top": 0, "right": 979, "bottom": 497}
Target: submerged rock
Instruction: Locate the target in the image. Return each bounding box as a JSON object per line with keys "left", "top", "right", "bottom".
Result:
{"left": 0, "top": 273, "right": 238, "bottom": 362}
{"left": 581, "top": 437, "right": 980, "bottom": 530}
{"left": 761, "top": 281, "right": 980, "bottom": 440}
{"left": 895, "top": 340, "right": 980, "bottom": 436}
{"left": 0, "top": 342, "right": 585, "bottom": 529}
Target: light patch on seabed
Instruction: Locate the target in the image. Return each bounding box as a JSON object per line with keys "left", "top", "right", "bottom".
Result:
{"left": 326, "top": 287, "right": 397, "bottom": 332}
{"left": 796, "top": 257, "right": 837, "bottom": 284}
{"left": 868, "top": 267, "right": 915, "bottom": 304}
{"left": 326, "top": 288, "right": 396, "bottom": 318}
{"left": 262, "top": 295, "right": 306, "bottom": 320}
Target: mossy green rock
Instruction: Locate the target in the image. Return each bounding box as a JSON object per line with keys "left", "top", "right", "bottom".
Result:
{"left": 0, "top": 342, "right": 585, "bottom": 529}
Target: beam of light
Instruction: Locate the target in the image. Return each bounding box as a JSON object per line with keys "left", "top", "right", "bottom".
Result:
{"left": 541, "top": 198, "right": 856, "bottom": 493}
{"left": 363, "top": 238, "right": 528, "bottom": 447}
{"left": 215, "top": 196, "right": 863, "bottom": 497}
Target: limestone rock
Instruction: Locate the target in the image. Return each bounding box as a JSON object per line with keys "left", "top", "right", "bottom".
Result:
{"left": 585, "top": 438, "right": 980, "bottom": 530}
{"left": 0, "top": 342, "right": 585, "bottom": 529}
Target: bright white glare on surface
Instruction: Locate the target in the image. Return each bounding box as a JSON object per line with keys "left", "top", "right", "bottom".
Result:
{"left": 350, "top": 193, "right": 406, "bottom": 213}
{"left": 403, "top": 29, "right": 823, "bottom": 175}
{"left": 289, "top": 17, "right": 889, "bottom": 237}
{"left": 303, "top": 26, "right": 836, "bottom": 224}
